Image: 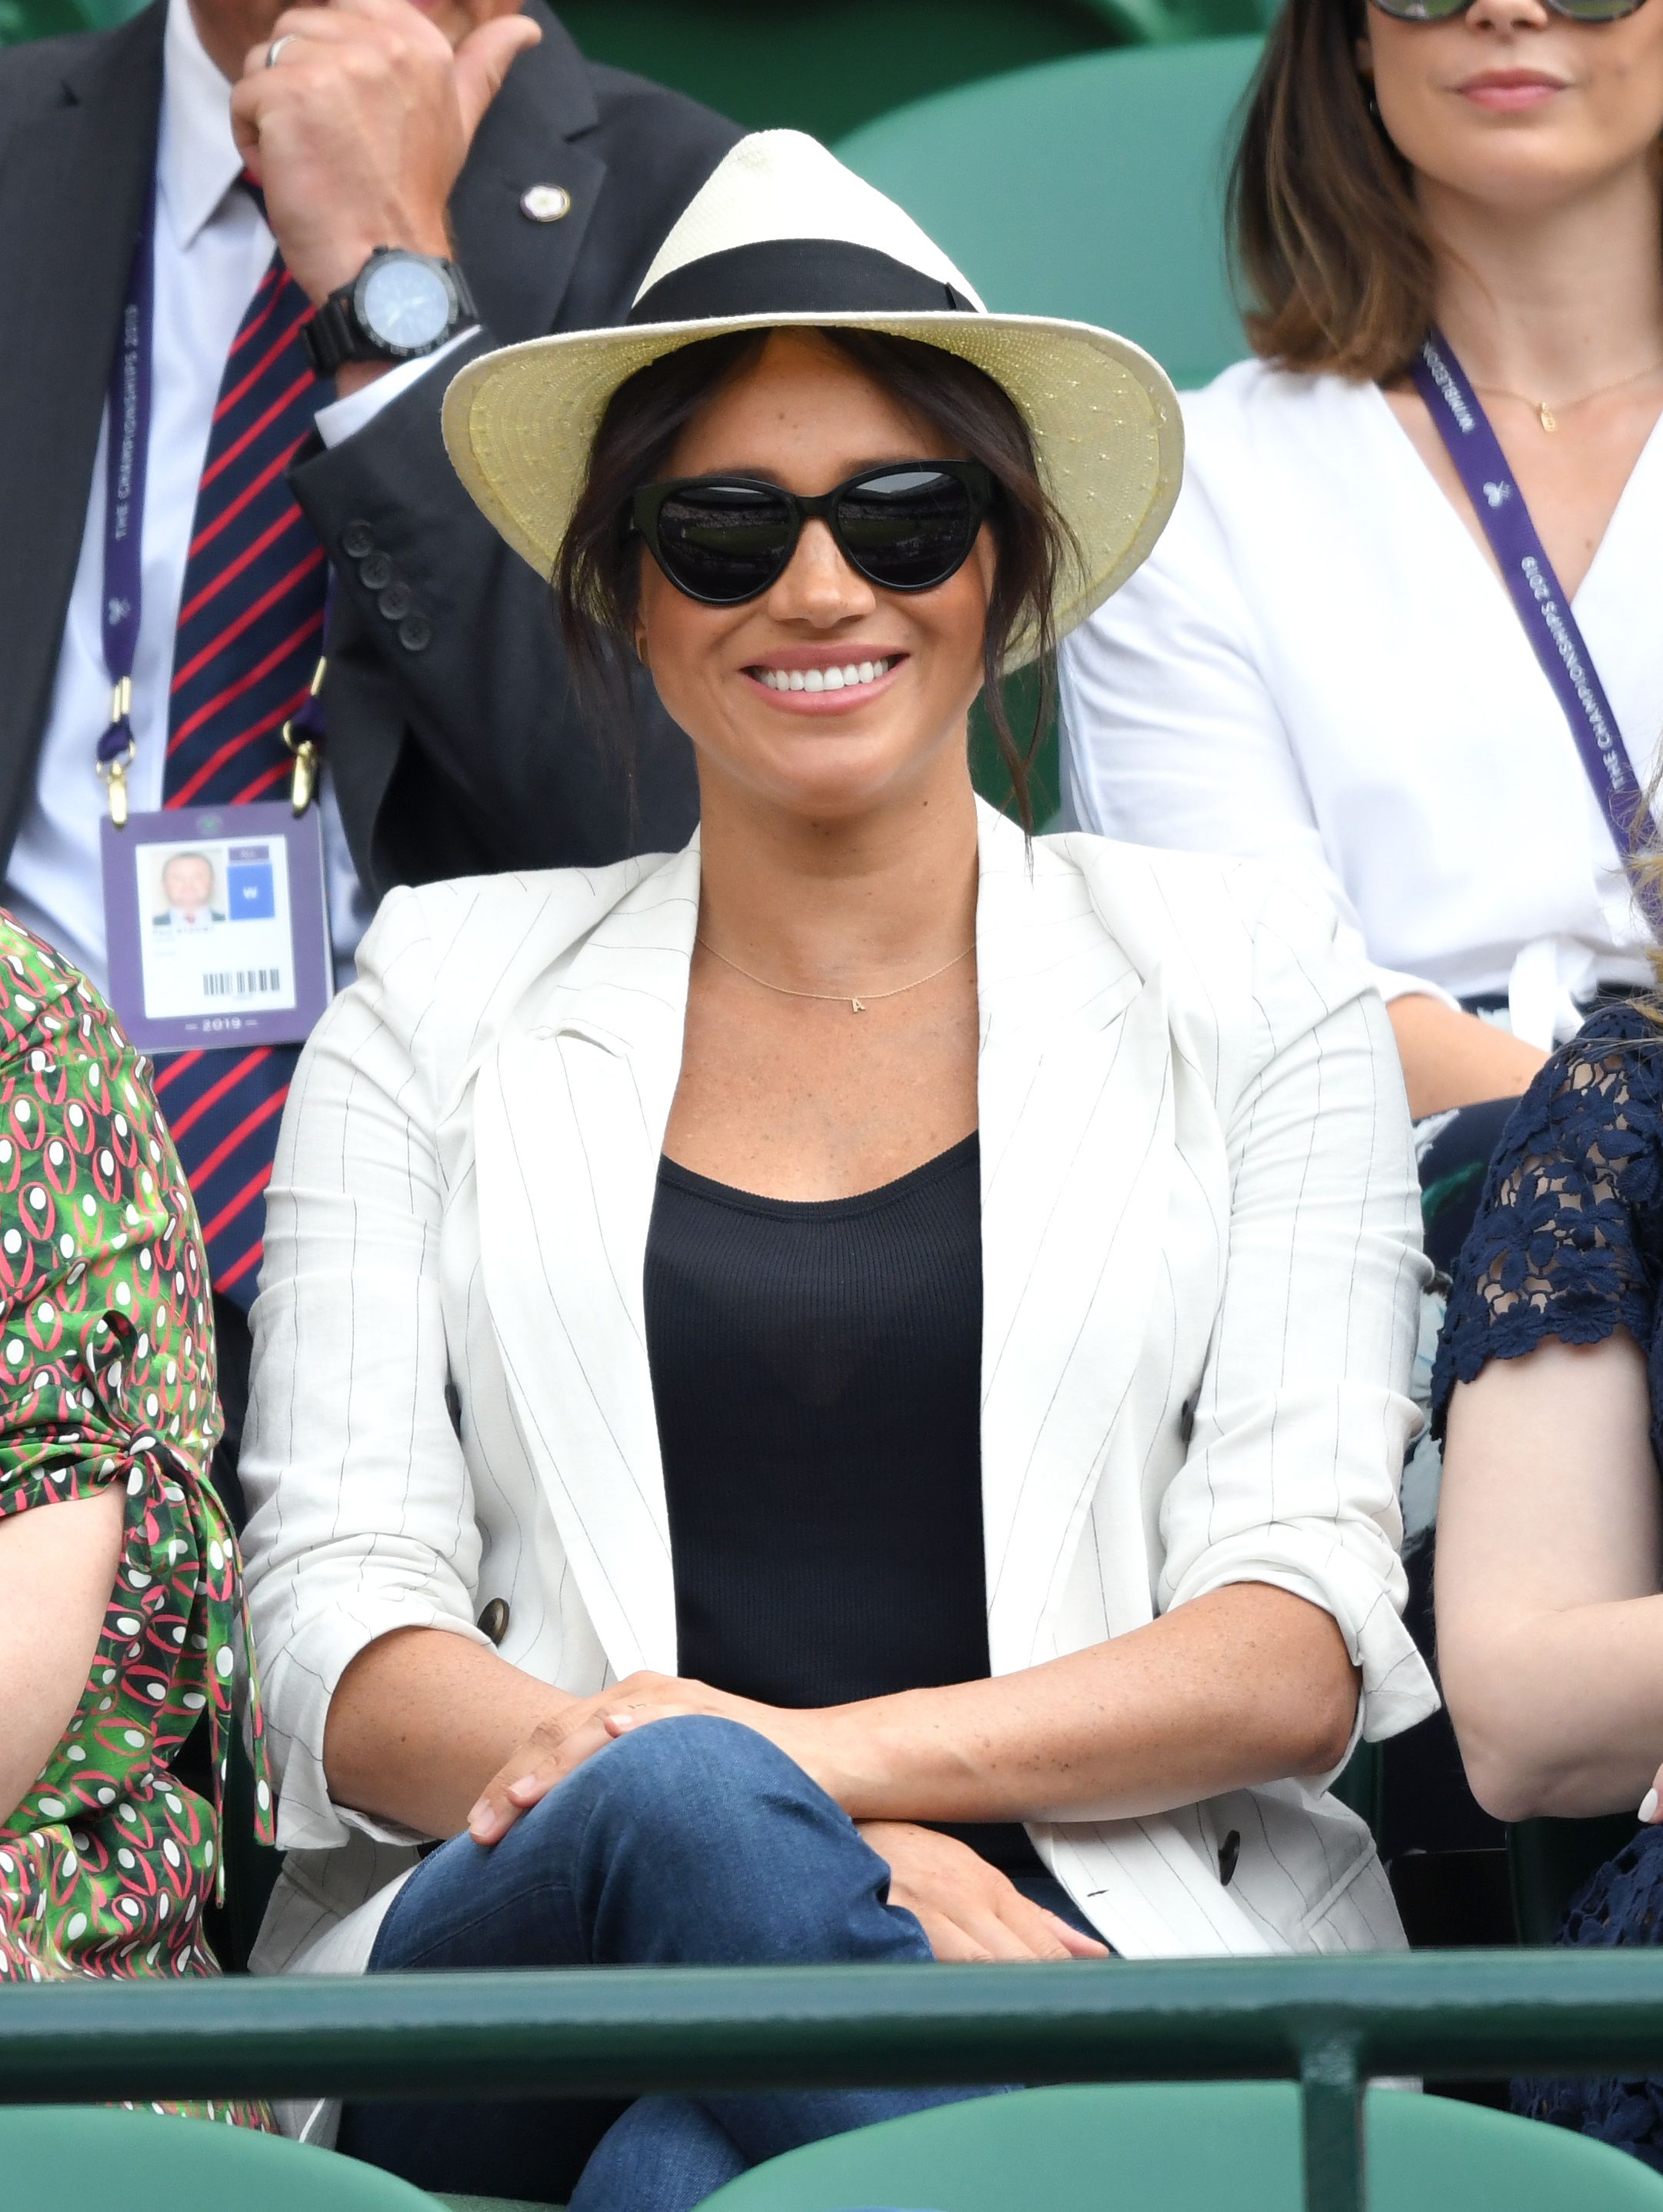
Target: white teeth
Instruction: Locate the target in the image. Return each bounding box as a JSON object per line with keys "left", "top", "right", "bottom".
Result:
{"left": 755, "top": 657, "right": 893, "bottom": 693}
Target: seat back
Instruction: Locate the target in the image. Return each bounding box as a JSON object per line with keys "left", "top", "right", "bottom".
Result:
{"left": 1509, "top": 1813, "right": 1642, "bottom": 1948}
{"left": 0, "top": 2105, "right": 445, "bottom": 2208}
{"left": 548, "top": 1, "right": 1267, "bottom": 145}
{"left": 833, "top": 37, "right": 1264, "bottom": 389}
{"left": 698, "top": 2080, "right": 1663, "bottom": 2212}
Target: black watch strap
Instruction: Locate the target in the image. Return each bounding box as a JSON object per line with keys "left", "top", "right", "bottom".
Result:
{"left": 303, "top": 255, "right": 477, "bottom": 379}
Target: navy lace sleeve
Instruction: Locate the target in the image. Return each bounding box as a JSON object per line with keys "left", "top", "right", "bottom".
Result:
{"left": 1431, "top": 1001, "right": 1663, "bottom": 1437}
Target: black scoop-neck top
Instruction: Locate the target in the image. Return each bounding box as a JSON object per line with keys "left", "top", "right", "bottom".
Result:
{"left": 642, "top": 1131, "right": 1039, "bottom": 1874}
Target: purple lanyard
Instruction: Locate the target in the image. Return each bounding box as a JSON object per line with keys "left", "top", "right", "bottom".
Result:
{"left": 98, "top": 180, "right": 156, "bottom": 808}
{"left": 96, "top": 181, "right": 325, "bottom": 819}
{"left": 1411, "top": 328, "right": 1660, "bottom": 928}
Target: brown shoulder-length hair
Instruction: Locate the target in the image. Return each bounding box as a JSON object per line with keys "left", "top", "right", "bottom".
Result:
{"left": 1229, "top": 0, "right": 1438, "bottom": 383}
{"left": 554, "top": 327, "right": 1079, "bottom": 833}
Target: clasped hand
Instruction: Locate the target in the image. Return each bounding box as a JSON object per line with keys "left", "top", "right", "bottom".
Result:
{"left": 465, "top": 1670, "right": 845, "bottom": 1845}
{"left": 465, "top": 1673, "right": 1109, "bottom": 1965}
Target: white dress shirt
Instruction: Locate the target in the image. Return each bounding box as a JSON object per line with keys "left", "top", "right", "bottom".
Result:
{"left": 5, "top": 0, "right": 467, "bottom": 995}
{"left": 1059, "top": 357, "right": 1663, "bottom": 1050}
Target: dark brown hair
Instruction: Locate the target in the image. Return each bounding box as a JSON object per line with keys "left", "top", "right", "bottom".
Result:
{"left": 555, "top": 327, "right": 1078, "bottom": 832}
{"left": 1229, "top": 0, "right": 1438, "bottom": 382}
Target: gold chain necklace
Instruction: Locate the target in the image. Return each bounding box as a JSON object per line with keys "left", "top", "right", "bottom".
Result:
{"left": 1472, "top": 354, "right": 1663, "bottom": 435}
{"left": 695, "top": 934, "right": 975, "bottom": 1014}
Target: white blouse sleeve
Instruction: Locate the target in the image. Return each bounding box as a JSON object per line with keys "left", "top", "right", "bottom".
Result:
{"left": 1058, "top": 463, "right": 1455, "bottom": 1013}
{"left": 239, "top": 886, "right": 492, "bottom": 1853}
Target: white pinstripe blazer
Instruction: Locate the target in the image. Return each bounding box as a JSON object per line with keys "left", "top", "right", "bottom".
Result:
{"left": 241, "top": 800, "right": 1438, "bottom": 1982}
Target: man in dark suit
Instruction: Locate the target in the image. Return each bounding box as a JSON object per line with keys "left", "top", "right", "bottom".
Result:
{"left": 0, "top": 0, "right": 739, "bottom": 1511}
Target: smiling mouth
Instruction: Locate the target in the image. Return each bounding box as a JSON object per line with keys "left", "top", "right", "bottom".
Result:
{"left": 749, "top": 656, "right": 899, "bottom": 696}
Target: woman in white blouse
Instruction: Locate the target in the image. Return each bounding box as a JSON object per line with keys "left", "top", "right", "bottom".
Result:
{"left": 1061, "top": 0, "right": 1663, "bottom": 1269}
{"left": 1061, "top": 0, "right": 1663, "bottom": 1890}
{"left": 239, "top": 136, "right": 1433, "bottom": 2209}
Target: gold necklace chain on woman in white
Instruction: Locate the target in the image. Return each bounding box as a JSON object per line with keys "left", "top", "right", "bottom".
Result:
{"left": 1473, "top": 353, "right": 1663, "bottom": 435}
{"left": 695, "top": 934, "right": 975, "bottom": 1014}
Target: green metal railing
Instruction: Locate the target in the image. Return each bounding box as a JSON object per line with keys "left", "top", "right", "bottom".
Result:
{"left": 5, "top": 1950, "right": 1663, "bottom": 2212}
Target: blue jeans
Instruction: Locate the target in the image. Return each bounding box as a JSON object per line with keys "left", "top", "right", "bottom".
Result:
{"left": 338, "top": 1714, "right": 1099, "bottom": 2210}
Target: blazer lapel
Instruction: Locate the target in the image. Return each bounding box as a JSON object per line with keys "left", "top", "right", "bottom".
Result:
{"left": 447, "top": 1, "right": 605, "bottom": 344}
{"left": 974, "top": 806, "right": 1176, "bottom": 1673}
{"left": 0, "top": 1, "right": 163, "bottom": 867}
{"left": 473, "top": 841, "right": 701, "bottom": 1678}
{"left": 975, "top": 812, "right": 1275, "bottom": 1958}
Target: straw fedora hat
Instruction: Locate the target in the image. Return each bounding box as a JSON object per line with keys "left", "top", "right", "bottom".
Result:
{"left": 442, "top": 130, "right": 1183, "bottom": 658}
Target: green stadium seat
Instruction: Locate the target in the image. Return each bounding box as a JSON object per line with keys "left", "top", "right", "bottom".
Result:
{"left": 0, "top": 2104, "right": 447, "bottom": 2208}
{"left": 834, "top": 37, "right": 1264, "bottom": 390}
{"left": 1331, "top": 1737, "right": 1385, "bottom": 1843}
{"left": 1508, "top": 1813, "right": 1642, "bottom": 1949}
{"left": 698, "top": 2080, "right": 1663, "bottom": 2212}
{"left": 433, "top": 2198, "right": 557, "bottom": 2210}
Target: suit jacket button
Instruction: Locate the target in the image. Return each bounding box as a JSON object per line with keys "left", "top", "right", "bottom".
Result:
{"left": 378, "top": 582, "right": 413, "bottom": 622}
{"left": 1218, "top": 1829, "right": 1241, "bottom": 1887}
{"left": 359, "top": 550, "right": 395, "bottom": 591}
{"left": 478, "top": 1597, "right": 510, "bottom": 1646}
{"left": 399, "top": 613, "right": 433, "bottom": 653}
{"left": 342, "top": 520, "right": 375, "bottom": 559}
{"left": 520, "top": 183, "right": 572, "bottom": 222}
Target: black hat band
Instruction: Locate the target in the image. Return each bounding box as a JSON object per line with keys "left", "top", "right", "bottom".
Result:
{"left": 627, "top": 238, "right": 977, "bottom": 327}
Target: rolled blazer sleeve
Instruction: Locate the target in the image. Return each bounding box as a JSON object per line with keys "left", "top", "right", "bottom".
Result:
{"left": 1157, "top": 871, "right": 1439, "bottom": 1750}
{"left": 239, "top": 887, "right": 491, "bottom": 1852}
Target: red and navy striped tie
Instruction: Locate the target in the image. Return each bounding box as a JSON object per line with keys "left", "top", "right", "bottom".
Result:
{"left": 153, "top": 232, "right": 326, "bottom": 1307}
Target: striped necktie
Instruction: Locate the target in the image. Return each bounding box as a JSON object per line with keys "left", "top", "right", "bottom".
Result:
{"left": 152, "top": 227, "right": 327, "bottom": 1308}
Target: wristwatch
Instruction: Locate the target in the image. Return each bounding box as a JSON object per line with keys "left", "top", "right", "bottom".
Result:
{"left": 304, "top": 248, "right": 478, "bottom": 377}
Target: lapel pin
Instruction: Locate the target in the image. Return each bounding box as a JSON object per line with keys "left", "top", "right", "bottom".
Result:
{"left": 520, "top": 184, "right": 572, "bottom": 223}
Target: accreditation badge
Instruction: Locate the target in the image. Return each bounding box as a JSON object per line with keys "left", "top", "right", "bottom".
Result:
{"left": 99, "top": 801, "right": 332, "bottom": 1054}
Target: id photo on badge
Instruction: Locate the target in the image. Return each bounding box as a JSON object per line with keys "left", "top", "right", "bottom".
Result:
{"left": 140, "top": 835, "right": 293, "bottom": 1017}
{"left": 102, "top": 800, "right": 332, "bottom": 1053}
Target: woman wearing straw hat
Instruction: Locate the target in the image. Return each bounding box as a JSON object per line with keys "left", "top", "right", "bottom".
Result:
{"left": 239, "top": 132, "right": 1435, "bottom": 2207}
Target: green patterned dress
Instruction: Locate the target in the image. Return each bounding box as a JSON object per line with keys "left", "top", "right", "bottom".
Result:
{"left": 0, "top": 914, "right": 272, "bottom": 2126}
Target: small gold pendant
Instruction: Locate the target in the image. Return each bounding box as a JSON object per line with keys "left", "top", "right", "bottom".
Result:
{"left": 851, "top": 998, "right": 865, "bottom": 1013}
{"left": 1538, "top": 402, "right": 1557, "bottom": 433}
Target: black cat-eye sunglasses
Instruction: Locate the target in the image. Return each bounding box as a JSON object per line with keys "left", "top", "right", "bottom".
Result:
{"left": 630, "top": 461, "right": 995, "bottom": 606}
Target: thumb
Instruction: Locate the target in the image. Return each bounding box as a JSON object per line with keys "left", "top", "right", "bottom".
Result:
{"left": 453, "top": 13, "right": 542, "bottom": 144}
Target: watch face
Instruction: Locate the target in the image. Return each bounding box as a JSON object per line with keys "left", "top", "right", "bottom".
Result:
{"left": 359, "top": 257, "right": 453, "bottom": 352}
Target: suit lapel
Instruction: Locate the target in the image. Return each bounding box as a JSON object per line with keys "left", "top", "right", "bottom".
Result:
{"left": 474, "top": 841, "right": 700, "bottom": 1677}
{"left": 447, "top": 2, "right": 605, "bottom": 344}
{"left": 0, "top": 2, "right": 164, "bottom": 867}
{"left": 974, "top": 806, "right": 1176, "bottom": 1673}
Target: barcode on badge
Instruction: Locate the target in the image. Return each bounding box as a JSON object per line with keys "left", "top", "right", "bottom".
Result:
{"left": 202, "top": 969, "right": 284, "bottom": 999}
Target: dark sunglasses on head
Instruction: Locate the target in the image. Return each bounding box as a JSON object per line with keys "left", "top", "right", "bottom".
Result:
{"left": 630, "top": 460, "right": 994, "bottom": 606}
{"left": 1370, "top": 0, "right": 1645, "bottom": 19}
